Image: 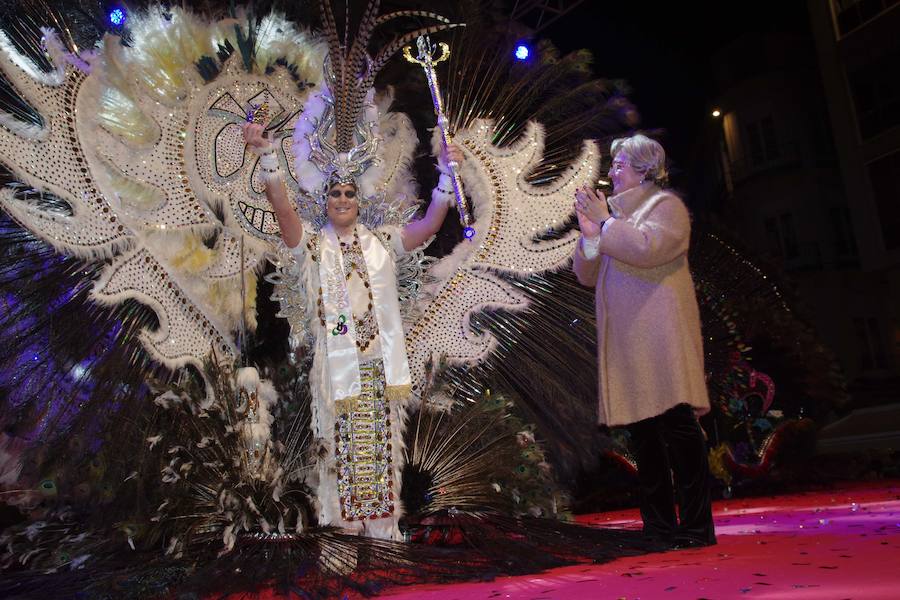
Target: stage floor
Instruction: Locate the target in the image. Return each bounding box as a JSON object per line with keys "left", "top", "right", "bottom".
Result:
{"left": 376, "top": 481, "right": 900, "bottom": 599}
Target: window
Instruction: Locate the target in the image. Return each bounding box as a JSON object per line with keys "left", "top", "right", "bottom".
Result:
{"left": 764, "top": 217, "right": 782, "bottom": 256}
{"left": 763, "top": 213, "right": 799, "bottom": 259}
{"left": 745, "top": 116, "right": 780, "bottom": 167}
{"left": 747, "top": 122, "right": 765, "bottom": 166}
{"left": 762, "top": 117, "right": 780, "bottom": 160}
{"left": 832, "top": 0, "right": 899, "bottom": 37}
{"left": 780, "top": 213, "right": 799, "bottom": 259}
{"left": 867, "top": 150, "right": 900, "bottom": 251}
{"left": 847, "top": 45, "right": 900, "bottom": 140}
{"left": 829, "top": 205, "right": 858, "bottom": 257}
{"left": 854, "top": 316, "right": 888, "bottom": 370}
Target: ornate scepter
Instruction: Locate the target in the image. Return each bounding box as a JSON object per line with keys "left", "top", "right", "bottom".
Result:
{"left": 404, "top": 36, "right": 476, "bottom": 240}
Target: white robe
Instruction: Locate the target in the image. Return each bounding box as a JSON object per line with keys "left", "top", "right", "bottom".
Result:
{"left": 289, "top": 223, "right": 410, "bottom": 540}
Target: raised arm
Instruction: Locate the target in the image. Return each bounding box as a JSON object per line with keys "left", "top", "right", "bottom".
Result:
{"left": 242, "top": 123, "right": 303, "bottom": 248}
{"left": 400, "top": 144, "right": 462, "bottom": 252}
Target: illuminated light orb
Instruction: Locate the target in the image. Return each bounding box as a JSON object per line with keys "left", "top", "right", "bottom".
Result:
{"left": 514, "top": 44, "right": 530, "bottom": 61}
{"left": 109, "top": 8, "right": 126, "bottom": 26}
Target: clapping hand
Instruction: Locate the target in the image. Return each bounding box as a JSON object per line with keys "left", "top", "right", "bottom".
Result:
{"left": 574, "top": 185, "right": 610, "bottom": 238}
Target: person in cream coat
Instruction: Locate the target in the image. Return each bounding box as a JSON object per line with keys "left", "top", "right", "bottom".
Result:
{"left": 573, "top": 134, "right": 716, "bottom": 548}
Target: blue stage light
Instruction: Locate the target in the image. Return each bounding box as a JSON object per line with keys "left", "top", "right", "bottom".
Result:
{"left": 109, "top": 7, "right": 126, "bottom": 27}
{"left": 514, "top": 44, "right": 530, "bottom": 61}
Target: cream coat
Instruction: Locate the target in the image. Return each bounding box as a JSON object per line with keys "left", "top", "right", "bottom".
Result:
{"left": 573, "top": 183, "right": 710, "bottom": 426}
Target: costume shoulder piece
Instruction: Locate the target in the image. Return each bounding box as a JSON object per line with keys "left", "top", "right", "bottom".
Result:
{"left": 0, "top": 8, "right": 325, "bottom": 369}
{"left": 401, "top": 121, "right": 599, "bottom": 396}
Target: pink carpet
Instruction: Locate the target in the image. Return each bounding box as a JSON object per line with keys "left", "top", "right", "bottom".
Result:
{"left": 374, "top": 481, "right": 900, "bottom": 599}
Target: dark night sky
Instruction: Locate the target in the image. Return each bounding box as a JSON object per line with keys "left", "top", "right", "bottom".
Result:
{"left": 542, "top": 1, "right": 812, "bottom": 186}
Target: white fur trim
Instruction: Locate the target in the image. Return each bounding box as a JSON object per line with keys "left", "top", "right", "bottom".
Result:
{"left": 0, "top": 110, "right": 47, "bottom": 141}
{"left": 236, "top": 366, "right": 261, "bottom": 389}
{"left": 41, "top": 27, "right": 92, "bottom": 74}
{"left": 291, "top": 85, "right": 385, "bottom": 199}
{"left": 0, "top": 28, "right": 65, "bottom": 87}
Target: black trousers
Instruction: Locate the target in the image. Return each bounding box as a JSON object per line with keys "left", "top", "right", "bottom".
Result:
{"left": 626, "top": 403, "right": 716, "bottom": 545}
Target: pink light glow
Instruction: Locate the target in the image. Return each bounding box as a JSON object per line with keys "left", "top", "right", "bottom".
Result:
{"left": 375, "top": 482, "right": 900, "bottom": 599}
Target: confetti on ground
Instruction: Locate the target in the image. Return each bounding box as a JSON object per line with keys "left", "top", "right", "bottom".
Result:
{"left": 371, "top": 481, "right": 900, "bottom": 599}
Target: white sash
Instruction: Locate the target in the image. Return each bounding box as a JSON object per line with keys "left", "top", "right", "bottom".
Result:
{"left": 319, "top": 224, "right": 411, "bottom": 402}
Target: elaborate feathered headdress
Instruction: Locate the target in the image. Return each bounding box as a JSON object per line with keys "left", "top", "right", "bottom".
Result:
{"left": 292, "top": 1, "right": 461, "bottom": 210}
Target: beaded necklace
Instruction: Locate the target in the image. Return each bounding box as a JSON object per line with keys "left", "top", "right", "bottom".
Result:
{"left": 338, "top": 230, "right": 379, "bottom": 353}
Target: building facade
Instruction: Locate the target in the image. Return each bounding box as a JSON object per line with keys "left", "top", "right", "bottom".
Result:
{"left": 695, "top": 4, "right": 900, "bottom": 405}
{"left": 808, "top": 1, "right": 900, "bottom": 397}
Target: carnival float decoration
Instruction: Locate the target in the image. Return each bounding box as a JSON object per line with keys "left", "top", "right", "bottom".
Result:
{"left": 0, "top": 1, "right": 844, "bottom": 596}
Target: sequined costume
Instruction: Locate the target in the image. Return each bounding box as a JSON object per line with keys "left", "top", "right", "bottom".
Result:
{"left": 287, "top": 224, "right": 412, "bottom": 539}
{"left": 0, "top": 0, "right": 615, "bottom": 558}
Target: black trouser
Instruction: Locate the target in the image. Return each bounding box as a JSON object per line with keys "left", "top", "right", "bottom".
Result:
{"left": 625, "top": 403, "right": 716, "bottom": 545}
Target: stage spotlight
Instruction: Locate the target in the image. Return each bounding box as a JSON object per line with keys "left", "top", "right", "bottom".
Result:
{"left": 109, "top": 7, "right": 126, "bottom": 27}
{"left": 514, "top": 44, "right": 530, "bottom": 61}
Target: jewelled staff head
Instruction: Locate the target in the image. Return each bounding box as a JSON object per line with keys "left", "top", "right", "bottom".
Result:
{"left": 402, "top": 37, "right": 450, "bottom": 67}
{"left": 246, "top": 101, "right": 270, "bottom": 125}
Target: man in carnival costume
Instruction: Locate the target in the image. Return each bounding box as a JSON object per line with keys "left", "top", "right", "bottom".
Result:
{"left": 243, "top": 80, "right": 462, "bottom": 539}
